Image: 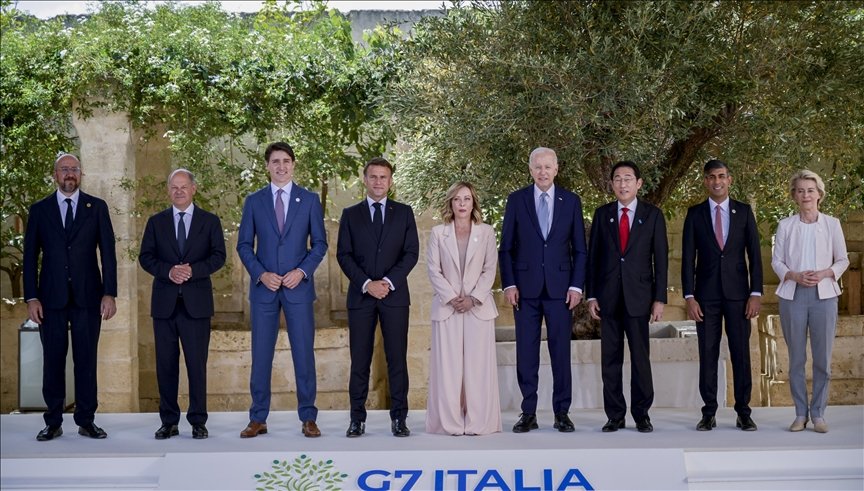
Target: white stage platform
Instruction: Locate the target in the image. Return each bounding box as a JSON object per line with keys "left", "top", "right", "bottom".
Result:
{"left": 2, "top": 407, "right": 862, "bottom": 490}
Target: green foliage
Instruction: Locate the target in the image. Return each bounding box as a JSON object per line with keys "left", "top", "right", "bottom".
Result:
{"left": 254, "top": 454, "right": 348, "bottom": 491}
{"left": 0, "top": 2, "right": 76, "bottom": 297}
{"left": 388, "top": 1, "right": 864, "bottom": 228}
{"left": 0, "top": 0, "right": 402, "bottom": 297}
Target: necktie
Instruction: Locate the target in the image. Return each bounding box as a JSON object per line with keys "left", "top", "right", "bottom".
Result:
{"left": 372, "top": 202, "right": 383, "bottom": 239}
{"left": 619, "top": 207, "right": 630, "bottom": 251}
{"left": 714, "top": 205, "right": 724, "bottom": 250}
{"left": 275, "top": 189, "right": 285, "bottom": 234}
{"left": 64, "top": 198, "right": 73, "bottom": 234}
{"left": 177, "top": 211, "right": 187, "bottom": 255}
{"left": 538, "top": 192, "right": 550, "bottom": 239}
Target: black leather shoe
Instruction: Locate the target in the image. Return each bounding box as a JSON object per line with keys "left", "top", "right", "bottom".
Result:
{"left": 155, "top": 424, "right": 179, "bottom": 440}
{"left": 512, "top": 413, "right": 538, "bottom": 433}
{"left": 736, "top": 415, "right": 757, "bottom": 431}
{"left": 391, "top": 418, "right": 410, "bottom": 437}
{"left": 696, "top": 416, "right": 716, "bottom": 431}
{"left": 346, "top": 420, "right": 365, "bottom": 438}
{"left": 635, "top": 417, "right": 653, "bottom": 433}
{"left": 36, "top": 425, "right": 62, "bottom": 441}
{"left": 78, "top": 423, "right": 107, "bottom": 439}
{"left": 602, "top": 418, "right": 625, "bottom": 432}
{"left": 192, "top": 424, "right": 208, "bottom": 439}
{"left": 553, "top": 412, "right": 575, "bottom": 432}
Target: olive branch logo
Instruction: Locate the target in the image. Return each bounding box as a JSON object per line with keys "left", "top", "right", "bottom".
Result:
{"left": 254, "top": 454, "right": 348, "bottom": 491}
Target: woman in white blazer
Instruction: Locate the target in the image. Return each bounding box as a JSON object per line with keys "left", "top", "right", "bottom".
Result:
{"left": 426, "top": 181, "right": 501, "bottom": 435}
{"left": 772, "top": 170, "right": 849, "bottom": 433}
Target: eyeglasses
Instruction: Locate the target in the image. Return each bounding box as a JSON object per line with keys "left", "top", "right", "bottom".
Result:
{"left": 612, "top": 176, "right": 636, "bottom": 185}
{"left": 58, "top": 167, "right": 81, "bottom": 174}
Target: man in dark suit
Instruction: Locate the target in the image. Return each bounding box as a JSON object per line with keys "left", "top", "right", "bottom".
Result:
{"left": 499, "top": 147, "right": 588, "bottom": 433}
{"left": 586, "top": 161, "right": 668, "bottom": 433}
{"left": 337, "top": 157, "right": 419, "bottom": 438}
{"left": 682, "top": 159, "right": 762, "bottom": 432}
{"left": 139, "top": 169, "right": 226, "bottom": 440}
{"left": 236, "top": 142, "right": 328, "bottom": 438}
{"left": 23, "top": 153, "right": 117, "bottom": 441}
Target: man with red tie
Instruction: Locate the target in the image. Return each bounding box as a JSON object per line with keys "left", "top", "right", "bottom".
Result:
{"left": 586, "top": 161, "right": 668, "bottom": 433}
{"left": 681, "top": 159, "right": 762, "bottom": 432}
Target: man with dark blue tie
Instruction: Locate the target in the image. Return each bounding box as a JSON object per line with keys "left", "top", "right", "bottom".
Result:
{"left": 139, "top": 169, "right": 226, "bottom": 440}
{"left": 499, "top": 147, "right": 588, "bottom": 433}
{"left": 23, "top": 153, "right": 117, "bottom": 441}
{"left": 236, "top": 142, "right": 328, "bottom": 438}
{"left": 337, "top": 157, "right": 419, "bottom": 438}
{"left": 682, "top": 159, "right": 762, "bottom": 432}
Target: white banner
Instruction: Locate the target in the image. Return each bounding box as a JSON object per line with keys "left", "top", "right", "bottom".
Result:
{"left": 158, "top": 449, "right": 687, "bottom": 490}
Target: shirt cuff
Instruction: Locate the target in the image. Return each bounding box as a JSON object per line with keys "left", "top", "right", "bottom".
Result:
{"left": 568, "top": 287, "right": 583, "bottom": 293}
{"left": 750, "top": 292, "right": 762, "bottom": 297}
{"left": 361, "top": 279, "right": 371, "bottom": 294}
{"left": 383, "top": 277, "right": 395, "bottom": 291}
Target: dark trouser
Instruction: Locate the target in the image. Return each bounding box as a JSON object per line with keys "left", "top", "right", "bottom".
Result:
{"left": 514, "top": 287, "right": 573, "bottom": 414}
{"left": 40, "top": 302, "right": 101, "bottom": 427}
{"left": 696, "top": 298, "right": 752, "bottom": 417}
{"left": 154, "top": 298, "right": 211, "bottom": 426}
{"left": 348, "top": 302, "right": 410, "bottom": 422}
{"left": 601, "top": 299, "right": 653, "bottom": 421}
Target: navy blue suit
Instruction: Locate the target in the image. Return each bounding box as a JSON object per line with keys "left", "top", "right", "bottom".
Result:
{"left": 336, "top": 199, "right": 419, "bottom": 422}
{"left": 237, "top": 183, "right": 327, "bottom": 423}
{"left": 139, "top": 205, "right": 226, "bottom": 426}
{"left": 586, "top": 200, "right": 668, "bottom": 421}
{"left": 682, "top": 199, "right": 762, "bottom": 417}
{"left": 23, "top": 191, "right": 117, "bottom": 427}
{"left": 499, "top": 185, "right": 587, "bottom": 414}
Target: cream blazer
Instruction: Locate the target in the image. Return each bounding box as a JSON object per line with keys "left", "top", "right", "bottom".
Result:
{"left": 771, "top": 213, "right": 849, "bottom": 300}
{"left": 427, "top": 222, "right": 499, "bottom": 322}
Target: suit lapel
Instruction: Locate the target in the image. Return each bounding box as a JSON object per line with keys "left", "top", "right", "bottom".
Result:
{"left": 625, "top": 203, "right": 650, "bottom": 255}
{"left": 701, "top": 200, "right": 721, "bottom": 252}
{"left": 185, "top": 208, "right": 206, "bottom": 256}
{"left": 282, "top": 184, "right": 302, "bottom": 237}
{"left": 607, "top": 204, "right": 623, "bottom": 254}
{"left": 260, "top": 186, "right": 280, "bottom": 236}
{"left": 162, "top": 208, "right": 181, "bottom": 258}
{"left": 464, "top": 223, "right": 481, "bottom": 272}
{"left": 726, "top": 200, "right": 740, "bottom": 247}
{"left": 379, "top": 201, "right": 396, "bottom": 244}
{"left": 48, "top": 192, "right": 65, "bottom": 232}
{"left": 442, "top": 222, "right": 462, "bottom": 275}
{"left": 68, "top": 192, "right": 92, "bottom": 240}
{"left": 548, "top": 192, "right": 566, "bottom": 239}
{"left": 520, "top": 187, "right": 544, "bottom": 239}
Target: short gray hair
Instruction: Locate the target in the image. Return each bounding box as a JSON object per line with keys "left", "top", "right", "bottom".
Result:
{"left": 168, "top": 168, "right": 196, "bottom": 185}
{"left": 54, "top": 153, "right": 80, "bottom": 170}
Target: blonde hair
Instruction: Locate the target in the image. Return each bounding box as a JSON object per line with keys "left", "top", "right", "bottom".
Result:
{"left": 788, "top": 169, "right": 826, "bottom": 205}
{"left": 440, "top": 181, "right": 483, "bottom": 224}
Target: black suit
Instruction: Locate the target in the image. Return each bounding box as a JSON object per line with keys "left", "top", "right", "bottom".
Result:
{"left": 23, "top": 191, "right": 117, "bottom": 427}
{"left": 336, "top": 198, "right": 419, "bottom": 422}
{"left": 586, "top": 200, "right": 668, "bottom": 421}
{"left": 139, "top": 206, "right": 226, "bottom": 426}
{"left": 681, "top": 199, "right": 762, "bottom": 417}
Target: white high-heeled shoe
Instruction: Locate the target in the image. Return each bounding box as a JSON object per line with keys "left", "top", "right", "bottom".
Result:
{"left": 789, "top": 417, "right": 807, "bottom": 432}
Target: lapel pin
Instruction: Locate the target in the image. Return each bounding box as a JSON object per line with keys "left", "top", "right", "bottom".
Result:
{"left": 295, "top": 197, "right": 300, "bottom": 202}
{"left": 731, "top": 209, "right": 736, "bottom": 214}
{"left": 473, "top": 237, "right": 478, "bottom": 242}
{"left": 86, "top": 203, "right": 91, "bottom": 208}
{"left": 610, "top": 218, "right": 614, "bottom": 223}
{"left": 638, "top": 219, "right": 643, "bottom": 224}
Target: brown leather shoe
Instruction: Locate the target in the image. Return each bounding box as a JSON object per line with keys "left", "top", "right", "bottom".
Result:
{"left": 240, "top": 421, "right": 267, "bottom": 438}
{"left": 302, "top": 420, "right": 321, "bottom": 438}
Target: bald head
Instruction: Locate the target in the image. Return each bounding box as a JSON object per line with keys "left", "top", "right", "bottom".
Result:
{"left": 53, "top": 154, "right": 82, "bottom": 195}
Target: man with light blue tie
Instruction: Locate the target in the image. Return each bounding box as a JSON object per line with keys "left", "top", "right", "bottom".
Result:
{"left": 236, "top": 142, "right": 328, "bottom": 439}
{"left": 499, "top": 147, "right": 588, "bottom": 433}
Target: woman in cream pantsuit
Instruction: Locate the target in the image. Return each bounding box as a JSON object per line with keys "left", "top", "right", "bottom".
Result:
{"left": 426, "top": 181, "right": 502, "bottom": 435}
{"left": 772, "top": 170, "right": 849, "bottom": 434}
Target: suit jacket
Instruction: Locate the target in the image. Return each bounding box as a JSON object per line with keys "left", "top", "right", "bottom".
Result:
{"left": 586, "top": 200, "right": 668, "bottom": 317}
{"left": 499, "top": 185, "right": 587, "bottom": 299}
{"left": 681, "top": 199, "right": 763, "bottom": 302}
{"left": 138, "top": 205, "right": 226, "bottom": 319}
{"left": 427, "top": 222, "right": 499, "bottom": 322}
{"left": 772, "top": 213, "right": 849, "bottom": 300}
{"left": 336, "top": 199, "right": 419, "bottom": 309}
{"left": 23, "top": 190, "right": 117, "bottom": 309}
{"left": 236, "top": 183, "right": 327, "bottom": 304}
